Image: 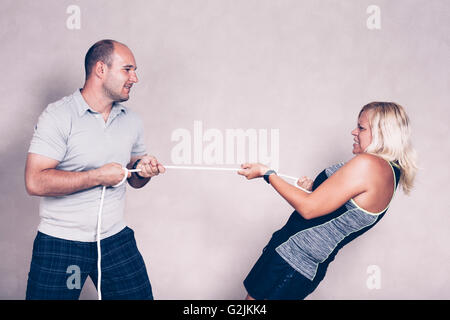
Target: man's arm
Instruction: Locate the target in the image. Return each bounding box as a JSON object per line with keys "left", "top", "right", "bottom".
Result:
{"left": 25, "top": 153, "right": 129, "bottom": 196}
{"left": 127, "top": 155, "right": 165, "bottom": 189}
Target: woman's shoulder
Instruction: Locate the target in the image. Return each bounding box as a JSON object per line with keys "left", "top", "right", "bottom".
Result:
{"left": 323, "top": 154, "right": 392, "bottom": 182}
{"left": 348, "top": 153, "right": 389, "bottom": 167}
{"left": 344, "top": 153, "right": 393, "bottom": 181}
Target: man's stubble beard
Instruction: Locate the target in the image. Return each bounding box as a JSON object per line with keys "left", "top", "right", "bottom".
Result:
{"left": 103, "top": 83, "right": 129, "bottom": 103}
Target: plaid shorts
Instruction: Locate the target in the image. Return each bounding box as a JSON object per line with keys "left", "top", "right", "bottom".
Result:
{"left": 26, "top": 226, "right": 153, "bottom": 300}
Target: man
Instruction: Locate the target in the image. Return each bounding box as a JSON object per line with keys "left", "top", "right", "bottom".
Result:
{"left": 25, "top": 39, "right": 164, "bottom": 299}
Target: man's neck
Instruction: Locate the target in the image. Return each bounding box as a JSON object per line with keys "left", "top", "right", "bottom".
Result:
{"left": 80, "top": 85, "right": 113, "bottom": 115}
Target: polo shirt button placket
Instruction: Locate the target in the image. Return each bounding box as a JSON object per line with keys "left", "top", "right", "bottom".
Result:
{"left": 94, "top": 113, "right": 107, "bottom": 130}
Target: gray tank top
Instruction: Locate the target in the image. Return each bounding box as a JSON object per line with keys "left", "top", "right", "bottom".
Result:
{"left": 275, "top": 161, "right": 401, "bottom": 281}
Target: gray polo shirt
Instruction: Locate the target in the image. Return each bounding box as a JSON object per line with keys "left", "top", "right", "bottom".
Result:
{"left": 28, "top": 89, "right": 147, "bottom": 241}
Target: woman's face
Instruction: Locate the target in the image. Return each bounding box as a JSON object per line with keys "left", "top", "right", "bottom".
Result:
{"left": 351, "top": 110, "right": 373, "bottom": 154}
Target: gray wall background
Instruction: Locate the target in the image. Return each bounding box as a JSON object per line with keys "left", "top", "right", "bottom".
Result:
{"left": 0, "top": 0, "right": 449, "bottom": 299}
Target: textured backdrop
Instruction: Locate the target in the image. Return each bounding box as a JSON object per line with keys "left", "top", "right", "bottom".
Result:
{"left": 0, "top": 0, "right": 449, "bottom": 299}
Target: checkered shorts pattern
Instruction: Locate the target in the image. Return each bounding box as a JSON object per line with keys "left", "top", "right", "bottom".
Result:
{"left": 26, "top": 227, "right": 153, "bottom": 300}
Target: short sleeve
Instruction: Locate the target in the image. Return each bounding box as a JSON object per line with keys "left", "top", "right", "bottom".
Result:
{"left": 28, "top": 105, "right": 69, "bottom": 162}
{"left": 131, "top": 116, "right": 147, "bottom": 157}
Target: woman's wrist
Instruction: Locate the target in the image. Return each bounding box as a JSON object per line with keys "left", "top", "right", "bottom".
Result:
{"left": 259, "top": 165, "right": 270, "bottom": 177}
{"left": 263, "top": 169, "right": 277, "bottom": 183}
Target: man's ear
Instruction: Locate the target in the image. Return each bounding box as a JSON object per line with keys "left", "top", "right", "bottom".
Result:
{"left": 94, "top": 61, "right": 107, "bottom": 79}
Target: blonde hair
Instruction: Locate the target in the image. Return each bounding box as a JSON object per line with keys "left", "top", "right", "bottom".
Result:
{"left": 360, "top": 102, "right": 418, "bottom": 195}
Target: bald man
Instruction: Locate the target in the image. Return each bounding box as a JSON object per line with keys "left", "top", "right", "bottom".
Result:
{"left": 25, "top": 40, "right": 164, "bottom": 300}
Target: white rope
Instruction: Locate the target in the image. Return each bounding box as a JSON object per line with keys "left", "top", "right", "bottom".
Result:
{"left": 278, "top": 174, "right": 312, "bottom": 194}
{"left": 164, "top": 165, "right": 312, "bottom": 193}
{"left": 96, "top": 186, "right": 105, "bottom": 300}
{"left": 96, "top": 168, "right": 141, "bottom": 300}
{"left": 164, "top": 165, "right": 238, "bottom": 172}
{"left": 96, "top": 165, "right": 310, "bottom": 300}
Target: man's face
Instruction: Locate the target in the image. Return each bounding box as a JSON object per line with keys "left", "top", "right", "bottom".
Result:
{"left": 103, "top": 44, "right": 138, "bottom": 103}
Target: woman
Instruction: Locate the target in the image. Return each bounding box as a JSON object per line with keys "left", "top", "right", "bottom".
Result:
{"left": 238, "top": 102, "right": 417, "bottom": 300}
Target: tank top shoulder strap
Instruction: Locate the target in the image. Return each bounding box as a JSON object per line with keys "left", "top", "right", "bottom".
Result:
{"left": 388, "top": 161, "right": 401, "bottom": 190}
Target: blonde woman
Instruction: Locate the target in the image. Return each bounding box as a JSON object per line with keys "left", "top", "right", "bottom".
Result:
{"left": 238, "top": 102, "right": 417, "bottom": 300}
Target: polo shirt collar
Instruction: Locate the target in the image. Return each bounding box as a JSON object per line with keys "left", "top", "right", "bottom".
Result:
{"left": 73, "top": 89, "right": 127, "bottom": 117}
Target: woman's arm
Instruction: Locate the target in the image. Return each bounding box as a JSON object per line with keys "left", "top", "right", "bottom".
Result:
{"left": 239, "top": 154, "right": 377, "bottom": 220}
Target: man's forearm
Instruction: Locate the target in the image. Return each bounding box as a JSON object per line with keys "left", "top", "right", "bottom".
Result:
{"left": 126, "top": 155, "right": 165, "bottom": 189}
{"left": 127, "top": 170, "right": 151, "bottom": 188}
{"left": 26, "top": 168, "right": 100, "bottom": 197}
